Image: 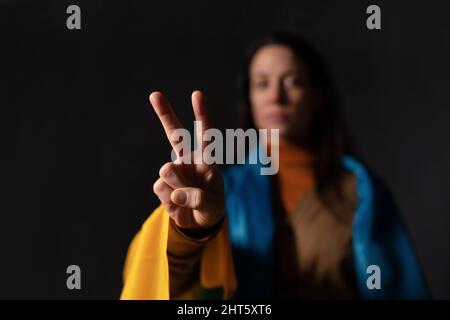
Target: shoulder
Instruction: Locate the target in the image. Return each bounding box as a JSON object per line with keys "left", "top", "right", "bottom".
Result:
{"left": 342, "top": 156, "right": 395, "bottom": 205}
{"left": 221, "top": 163, "right": 262, "bottom": 191}
{"left": 342, "top": 156, "right": 402, "bottom": 233}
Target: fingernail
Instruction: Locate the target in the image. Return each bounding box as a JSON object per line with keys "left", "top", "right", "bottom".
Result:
{"left": 173, "top": 190, "right": 187, "bottom": 205}
{"left": 166, "top": 204, "right": 176, "bottom": 213}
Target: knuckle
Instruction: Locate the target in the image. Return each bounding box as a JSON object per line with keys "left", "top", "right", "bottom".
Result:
{"left": 153, "top": 179, "right": 163, "bottom": 194}
{"left": 203, "top": 168, "right": 215, "bottom": 184}
{"left": 159, "top": 162, "right": 173, "bottom": 178}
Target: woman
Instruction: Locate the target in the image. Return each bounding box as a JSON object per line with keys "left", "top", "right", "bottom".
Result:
{"left": 120, "top": 32, "right": 430, "bottom": 299}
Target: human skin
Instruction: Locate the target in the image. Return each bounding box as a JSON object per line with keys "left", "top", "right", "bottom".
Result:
{"left": 249, "top": 44, "right": 317, "bottom": 146}
{"left": 151, "top": 44, "right": 313, "bottom": 230}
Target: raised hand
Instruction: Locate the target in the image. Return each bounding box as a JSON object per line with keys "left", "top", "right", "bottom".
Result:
{"left": 150, "top": 90, "right": 225, "bottom": 230}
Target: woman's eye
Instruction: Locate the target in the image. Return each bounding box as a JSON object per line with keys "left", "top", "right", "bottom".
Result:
{"left": 284, "top": 77, "right": 301, "bottom": 87}
{"left": 252, "top": 80, "right": 268, "bottom": 89}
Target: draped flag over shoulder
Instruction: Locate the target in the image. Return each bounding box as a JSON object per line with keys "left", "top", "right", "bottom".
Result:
{"left": 120, "top": 205, "right": 237, "bottom": 300}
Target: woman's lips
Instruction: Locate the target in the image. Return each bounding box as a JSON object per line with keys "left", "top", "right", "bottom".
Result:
{"left": 265, "top": 113, "right": 288, "bottom": 123}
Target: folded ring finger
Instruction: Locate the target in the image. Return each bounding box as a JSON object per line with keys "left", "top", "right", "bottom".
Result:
{"left": 153, "top": 178, "right": 174, "bottom": 204}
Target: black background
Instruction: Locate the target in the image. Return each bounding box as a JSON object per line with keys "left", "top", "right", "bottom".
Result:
{"left": 1, "top": 0, "right": 449, "bottom": 299}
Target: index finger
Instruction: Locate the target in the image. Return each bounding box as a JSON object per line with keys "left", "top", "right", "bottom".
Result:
{"left": 149, "top": 91, "right": 184, "bottom": 149}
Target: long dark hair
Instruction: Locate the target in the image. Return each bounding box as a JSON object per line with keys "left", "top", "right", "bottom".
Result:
{"left": 238, "top": 32, "right": 356, "bottom": 210}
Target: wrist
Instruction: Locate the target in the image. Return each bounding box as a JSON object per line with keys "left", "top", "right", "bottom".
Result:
{"left": 176, "top": 216, "right": 225, "bottom": 240}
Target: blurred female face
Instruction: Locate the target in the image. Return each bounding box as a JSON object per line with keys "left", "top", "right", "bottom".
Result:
{"left": 249, "top": 44, "right": 316, "bottom": 143}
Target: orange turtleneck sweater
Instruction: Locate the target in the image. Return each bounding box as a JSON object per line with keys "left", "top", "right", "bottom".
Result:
{"left": 275, "top": 139, "right": 315, "bottom": 214}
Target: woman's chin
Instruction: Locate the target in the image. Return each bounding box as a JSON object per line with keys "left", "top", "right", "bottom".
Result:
{"left": 256, "top": 123, "right": 290, "bottom": 140}
{"left": 272, "top": 125, "right": 289, "bottom": 137}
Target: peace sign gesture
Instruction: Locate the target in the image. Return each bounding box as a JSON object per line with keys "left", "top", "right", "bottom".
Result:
{"left": 150, "top": 91, "right": 225, "bottom": 231}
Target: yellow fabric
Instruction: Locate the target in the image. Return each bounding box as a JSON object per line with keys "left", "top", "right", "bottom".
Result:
{"left": 120, "top": 204, "right": 237, "bottom": 300}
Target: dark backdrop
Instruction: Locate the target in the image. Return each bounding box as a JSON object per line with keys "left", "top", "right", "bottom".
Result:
{"left": 1, "top": 0, "right": 449, "bottom": 299}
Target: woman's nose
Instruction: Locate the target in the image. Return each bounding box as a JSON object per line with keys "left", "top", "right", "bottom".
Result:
{"left": 268, "top": 82, "right": 287, "bottom": 105}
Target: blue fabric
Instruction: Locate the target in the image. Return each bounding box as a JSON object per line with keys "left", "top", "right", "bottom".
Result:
{"left": 222, "top": 150, "right": 430, "bottom": 299}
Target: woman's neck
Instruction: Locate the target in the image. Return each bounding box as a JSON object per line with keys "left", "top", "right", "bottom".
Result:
{"left": 269, "top": 138, "right": 314, "bottom": 167}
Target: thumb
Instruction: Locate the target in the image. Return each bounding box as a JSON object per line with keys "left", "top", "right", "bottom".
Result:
{"left": 171, "top": 187, "right": 210, "bottom": 210}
